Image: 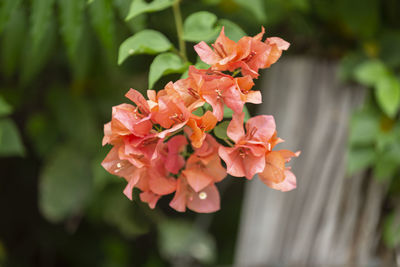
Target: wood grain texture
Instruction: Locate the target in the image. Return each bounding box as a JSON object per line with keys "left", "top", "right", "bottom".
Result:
{"left": 234, "top": 57, "right": 388, "bottom": 266}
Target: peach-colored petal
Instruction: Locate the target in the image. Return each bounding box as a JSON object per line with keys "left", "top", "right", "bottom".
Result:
{"left": 267, "top": 37, "right": 290, "bottom": 50}
{"left": 187, "top": 184, "right": 220, "bottom": 213}
{"left": 245, "top": 115, "right": 276, "bottom": 143}
{"left": 227, "top": 112, "right": 245, "bottom": 143}
{"left": 140, "top": 191, "right": 160, "bottom": 209}
{"left": 264, "top": 170, "right": 297, "bottom": 192}
{"left": 123, "top": 168, "right": 142, "bottom": 200}
{"left": 218, "top": 146, "right": 246, "bottom": 177}
{"left": 183, "top": 168, "right": 213, "bottom": 192}
{"left": 259, "top": 151, "right": 285, "bottom": 184}
{"left": 169, "top": 177, "right": 187, "bottom": 212}
{"left": 125, "top": 88, "right": 150, "bottom": 114}
{"left": 148, "top": 172, "right": 177, "bottom": 195}
{"left": 244, "top": 90, "right": 262, "bottom": 104}
{"left": 194, "top": 41, "right": 220, "bottom": 65}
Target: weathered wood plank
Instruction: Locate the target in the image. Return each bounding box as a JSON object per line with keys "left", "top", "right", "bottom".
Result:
{"left": 234, "top": 57, "right": 387, "bottom": 266}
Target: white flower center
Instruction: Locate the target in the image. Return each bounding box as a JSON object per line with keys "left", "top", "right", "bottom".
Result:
{"left": 199, "top": 191, "right": 207, "bottom": 200}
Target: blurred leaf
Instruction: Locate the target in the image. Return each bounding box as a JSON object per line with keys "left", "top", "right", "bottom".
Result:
{"left": 183, "top": 11, "right": 219, "bottom": 42}
{"left": 214, "top": 121, "right": 229, "bottom": 140}
{"left": 222, "top": 105, "right": 250, "bottom": 121}
{"left": 217, "top": 19, "right": 246, "bottom": 42}
{"left": 158, "top": 220, "right": 216, "bottom": 264}
{"left": 30, "top": 0, "right": 55, "bottom": 49}
{"left": 89, "top": 0, "right": 116, "bottom": 52}
{"left": 375, "top": 74, "right": 400, "bottom": 118}
{"left": 126, "top": 0, "right": 174, "bottom": 21}
{"left": 101, "top": 186, "right": 149, "bottom": 237}
{"left": 21, "top": 4, "right": 57, "bottom": 84}
{"left": 380, "top": 31, "right": 400, "bottom": 68}
{"left": 0, "top": 118, "right": 25, "bottom": 157}
{"left": 347, "top": 146, "right": 375, "bottom": 175}
{"left": 233, "top": 0, "right": 266, "bottom": 22}
{"left": 373, "top": 143, "right": 400, "bottom": 181}
{"left": 354, "top": 60, "right": 387, "bottom": 87}
{"left": 47, "top": 88, "right": 100, "bottom": 153}
{"left": 39, "top": 145, "right": 93, "bottom": 222}
{"left": 0, "top": 96, "right": 12, "bottom": 117}
{"left": 58, "top": 0, "right": 85, "bottom": 59}
{"left": 118, "top": 30, "right": 173, "bottom": 65}
{"left": 338, "top": 52, "right": 366, "bottom": 82}
{"left": 149, "top": 52, "right": 188, "bottom": 89}
{"left": 25, "top": 112, "right": 58, "bottom": 157}
{"left": 0, "top": 6, "right": 26, "bottom": 77}
{"left": 0, "top": 0, "right": 21, "bottom": 34}
{"left": 383, "top": 212, "right": 400, "bottom": 248}
{"left": 349, "top": 108, "right": 380, "bottom": 146}
{"left": 336, "top": 0, "right": 379, "bottom": 39}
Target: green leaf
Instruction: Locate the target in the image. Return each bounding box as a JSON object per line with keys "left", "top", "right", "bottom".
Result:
{"left": 183, "top": 11, "right": 219, "bottom": 42}
{"left": 1, "top": 5, "right": 26, "bottom": 77}
{"left": 89, "top": 0, "right": 116, "bottom": 52}
{"left": 192, "top": 107, "right": 204, "bottom": 117}
{"left": 233, "top": 0, "right": 266, "bottom": 22}
{"left": 0, "top": 96, "right": 12, "bottom": 117}
{"left": 158, "top": 220, "right": 216, "bottom": 264}
{"left": 383, "top": 213, "right": 400, "bottom": 248}
{"left": 149, "top": 53, "right": 188, "bottom": 89}
{"left": 126, "top": 0, "right": 174, "bottom": 21}
{"left": 0, "top": 0, "right": 21, "bottom": 34}
{"left": 118, "top": 30, "right": 173, "bottom": 65}
{"left": 101, "top": 186, "right": 149, "bottom": 237}
{"left": 39, "top": 145, "right": 93, "bottom": 222}
{"left": 217, "top": 19, "right": 246, "bottom": 42}
{"left": 349, "top": 109, "right": 380, "bottom": 146}
{"left": 214, "top": 121, "right": 229, "bottom": 140}
{"left": 347, "top": 146, "right": 375, "bottom": 175}
{"left": 375, "top": 74, "right": 400, "bottom": 118}
{"left": 338, "top": 52, "right": 367, "bottom": 82}
{"left": 58, "top": 0, "right": 85, "bottom": 59}
{"left": 354, "top": 60, "right": 387, "bottom": 87}
{"left": 30, "top": 0, "right": 56, "bottom": 50}
{"left": 0, "top": 118, "right": 25, "bottom": 157}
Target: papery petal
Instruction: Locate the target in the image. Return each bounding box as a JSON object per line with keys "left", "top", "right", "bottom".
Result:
{"left": 277, "top": 149, "right": 301, "bottom": 162}
{"left": 194, "top": 134, "right": 220, "bottom": 157}
{"left": 246, "top": 115, "right": 276, "bottom": 142}
{"left": 148, "top": 172, "right": 177, "bottom": 195}
{"left": 244, "top": 90, "right": 262, "bottom": 104}
{"left": 264, "top": 170, "right": 297, "bottom": 192}
{"left": 267, "top": 37, "right": 290, "bottom": 50}
{"left": 243, "top": 152, "right": 265, "bottom": 179}
{"left": 169, "top": 178, "right": 187, "bottom": 212}
{"left": 123, "top": 168, "right": 142, "bottom": 200}
{"left": 183, "top": 168, "right": 213, "bottom": 192}
{"left": 187, "top": 184, "right": 220, "bottom": 213}
{"left": 236, "top": 75, "right": 255, "bottom": 92}
{"left": 125, "top": 89, "right": 150, "bottom": 114}
{"left": 218, "top": 146, "right": 246, "bottom": 177}
{"left": 102, "top": 146, "right": 136, "bottom": 179}
{"left": 204, "top": 154, "right": 227, "bottom": 182}
{"left": 203, "top": 95, "right": 224, "bottom": 121}
{"left": 194, "top": 41, "right": 220, "bottom": 65}
{"left": 140, "top": 191, "right": 160, "bottom": 209}
{"left": 259, "top": 151, "right": 285, "bottom": 184}
{"left": 227, "top": 112, "right": 245, "bottom": 143}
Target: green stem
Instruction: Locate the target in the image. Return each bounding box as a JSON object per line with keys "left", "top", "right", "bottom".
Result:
{"left": 172, "top": 0, "right": 187, "bottom": 61}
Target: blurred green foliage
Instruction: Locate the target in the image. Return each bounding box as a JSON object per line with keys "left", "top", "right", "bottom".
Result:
{"left": 0, "top": 0, "right": 400, "bottom": 265}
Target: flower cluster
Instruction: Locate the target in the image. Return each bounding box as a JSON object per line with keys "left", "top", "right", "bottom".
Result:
{"left": 102, "top": 27, "right": 299, "bottom": 213}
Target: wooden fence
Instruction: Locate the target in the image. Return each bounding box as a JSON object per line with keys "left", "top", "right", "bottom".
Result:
{"left": 234, "top": 57, "right": 392, "bottom": 266}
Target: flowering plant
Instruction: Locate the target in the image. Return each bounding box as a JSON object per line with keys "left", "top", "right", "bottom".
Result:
{"left": 102, "top": 27, "right": 300, "bottom": 213}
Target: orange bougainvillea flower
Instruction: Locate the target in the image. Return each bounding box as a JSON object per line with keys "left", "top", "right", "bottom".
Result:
{"left": 101, "top": 26, "right": 299, "bottom": 213}
{"left": 219, "top": 112, "right": 276, "bottom": 179}
{"left": 259, "top": 149, "right": 300, "bottom": 192}
{"left": 195, "top": 27, "right": 290, "bottom": 78}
